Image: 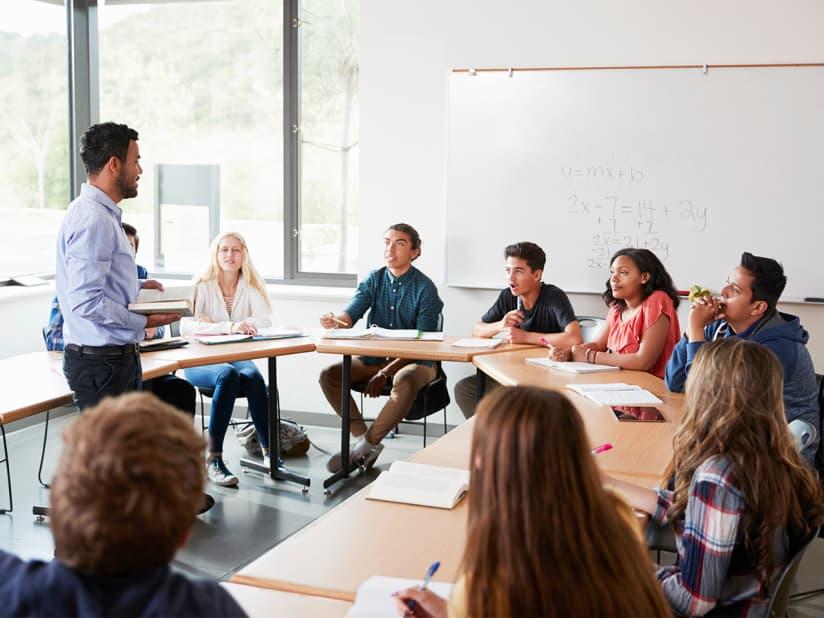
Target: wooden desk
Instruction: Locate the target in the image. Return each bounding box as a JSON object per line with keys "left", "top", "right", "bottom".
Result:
{"left": 144, "top": 337, "right": 317, "bottom": 490}
{"left": 232, "top": 425, "right": 472, "bottom": 601}
{"left": 314, "top": 336, "right": 533, "bottom": 492}
{"left": 473, "top": 348, "right": 684, "bottom": 484}
{"left": 222, "top": 583, "right": 351, "bottom": 617}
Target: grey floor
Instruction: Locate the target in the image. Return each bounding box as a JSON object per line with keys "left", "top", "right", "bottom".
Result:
{"left": 0, "top": 410, "right": 823, "bottom": 616}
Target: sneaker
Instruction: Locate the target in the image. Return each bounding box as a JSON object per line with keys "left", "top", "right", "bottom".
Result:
{"left": 206, "top": 457, "right": 239, "bottom": 487}
{"left": 326, "top": 437, "right": 384, "bottom": 473}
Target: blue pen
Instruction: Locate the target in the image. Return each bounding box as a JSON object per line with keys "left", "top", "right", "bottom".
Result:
{"left": 406, "top": 561, "right": 441, "bottom": 611}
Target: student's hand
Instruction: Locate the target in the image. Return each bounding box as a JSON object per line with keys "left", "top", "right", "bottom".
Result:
{"left": 501, "top": 309, "right": 524, "bottom": 328}
{"left": 506, "top": 326, "right": 532, "bottom": 345}
{"left": 145, "top": 313, "right": 179, "bottom": 328}
{"left": 570, "top": 343, "right": 594, "bottom": 362}
{"left": 232, "top": 319, "right": 259, "bottom": 335}
{"left": 140, "top": 279, "right": 164, "bottom": 291}
{"left": 393, "top": 588, "right": 448, "bottom": 618}
{"left": 687, "top": 296, "right": 719, "bottom": 341}
{"left": 145, "top": 327, "right": 156, "bottom": 339}
{"left": 195, "top": 315, "right": 213, "bottom": 323}
{"left": 365, "top": 370, "right": 389, "bottom": 397}
{"left": 320, "top": 313, "right": 338, "bottom": 329}
{"left": 548, "top": 345, "right": 571, "bottom": 362}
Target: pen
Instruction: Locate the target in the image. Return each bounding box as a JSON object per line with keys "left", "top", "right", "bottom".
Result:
{"left": 406, "top": 561, "right": 440, "bottom": 611}
{"left": 591, "top": 443, "right": 613, "bottom": 455}
{"left": 538, "top": 336, "right": 552, "bottom": 348}
{"left": 326, "top": 313, "right": 348, "bottom": 327}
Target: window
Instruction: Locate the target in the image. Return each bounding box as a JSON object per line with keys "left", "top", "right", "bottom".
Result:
{"left": 0, "top": 0, "right": 358, "bottom": 285}
{"left": 295, "top": 0, "right": 359, "bottom": 277}
{"left": 98, "top": 0, "right": 285, "bottom": 277}
{"left": 0, "top": 0, "right": 69, "bottom": 278}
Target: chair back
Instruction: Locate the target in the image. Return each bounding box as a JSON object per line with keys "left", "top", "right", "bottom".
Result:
{"left": 788, "top": 419, "right": 818, "bottom": 453}
{"left": 405, "top": 363, "right": 450, "bottom": 421}
{"left": 577, "top": 315, "right": 606, "bottom": 344}
{"left": 765, "top": 526, "right": 820, "bottom": 617}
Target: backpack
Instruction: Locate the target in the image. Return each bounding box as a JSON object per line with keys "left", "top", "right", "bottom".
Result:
{"left": 278, "top": 417, "right": 311, "bottom": 456}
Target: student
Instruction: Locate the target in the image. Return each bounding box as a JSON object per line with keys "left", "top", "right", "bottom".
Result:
{"left": 0, "top": 393, "right": 245, "bottom": 616}
{"left": 319, "top": 223, "right": 443, "bottom": 473}
{"left": 608, "top": 338, "right": 824, "bottom": 616}
{"left": 453, "top": 241, "right": 582, "bottom": 418}
{"left": 665, "top": 252, "right": 820, "bottom": 464}
{"left": 394, "top": 386, "right": 671, "bottom": 618}
{"left": 559, "top": 247, "right": 680, "bottom": 378}
{"left": 180, "top": 231, "right": 272, "bottom": 487}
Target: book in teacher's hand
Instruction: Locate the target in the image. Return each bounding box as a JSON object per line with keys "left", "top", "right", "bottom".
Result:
{"left": 128, "top": 285, "right": 195, "bottom": 317}
{"left": 366, "top": 461, "right": 469, "bottom": 509}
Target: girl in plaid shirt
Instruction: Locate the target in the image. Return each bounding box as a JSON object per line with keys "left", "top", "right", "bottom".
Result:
{"left": 608, "top": 338, "right": 823, "bottom": 616}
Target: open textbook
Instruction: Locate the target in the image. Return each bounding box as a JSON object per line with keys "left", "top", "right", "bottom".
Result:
{"left": 566, "top": 383, "right": 662, "bottom": 406}
{"left": 194, "top": 327, "right": 305, "bottom": 345}
{"left": 321, "top": 326, "right": 444, "bottom": 341}
{"left": 128, "top": 285, "right": 195, "bottom": 316}
{"left": 367, "top": 461, "right": 469, "bottom": 509}
{"left": 526, "top": 357, "right": 620, "bottom": 374}
{"left": 347, "top": 576, "right": 454, "bottom": 618}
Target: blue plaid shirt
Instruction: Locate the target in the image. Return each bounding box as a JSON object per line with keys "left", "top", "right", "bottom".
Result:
{"left": 344, "top": 266, "right": 444, "bottom": 365}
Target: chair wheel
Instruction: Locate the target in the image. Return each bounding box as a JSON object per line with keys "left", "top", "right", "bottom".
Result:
{"left": 301, "top": 486, "right": 309, "bottom": 495}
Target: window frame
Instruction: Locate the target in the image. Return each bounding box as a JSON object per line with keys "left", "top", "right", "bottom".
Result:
{"left": 63, "top": 0, "right": 356, "bottom": 287}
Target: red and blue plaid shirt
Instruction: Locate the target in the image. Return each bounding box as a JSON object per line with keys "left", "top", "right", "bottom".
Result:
{"left": 653, "top": 455, "right": 786, "bottom": 617}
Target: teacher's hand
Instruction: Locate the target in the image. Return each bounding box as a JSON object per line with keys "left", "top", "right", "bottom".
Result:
{"left": 140, "top": 279, "right": 165, "bottom": 291}
{"left": 145, "top": 313, "right": 179, "bottom": 328}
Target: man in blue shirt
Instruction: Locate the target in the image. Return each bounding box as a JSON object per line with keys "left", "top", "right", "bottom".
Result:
{"left": 319, "top": 223, "right": 444, "bottom": 472}
{"left": 665, "top": 252, "right": 820, "bottom": 465}
{"left": 56, "top": 123, "right": 178, "bottom": 410}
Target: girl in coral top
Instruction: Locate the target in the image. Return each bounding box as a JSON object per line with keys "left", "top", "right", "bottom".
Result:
{"left": 562, "top": 248, "right": 681, "bottom": 378}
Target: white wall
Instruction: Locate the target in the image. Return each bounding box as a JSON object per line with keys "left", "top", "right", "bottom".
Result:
{"left": 4, "top": 1, "right": 824, "bottom": 424}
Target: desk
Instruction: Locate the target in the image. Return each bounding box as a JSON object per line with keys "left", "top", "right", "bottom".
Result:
{"left": 222, "top": 583, "right": 351, "bottom": 617}
{"left": 314, "top": 336, "right": 532, "bottom": 492}
{"left": 473, "top": 348, "right": 684, "bottom": 484}
{"left": 232, "top": 421, "right": 474, "bottom": 601}
{"left": 0, "top": 352, "right": 180, "bottom": 514}
{"left": 144, "top": 337, "right": 316, "bottom": 490}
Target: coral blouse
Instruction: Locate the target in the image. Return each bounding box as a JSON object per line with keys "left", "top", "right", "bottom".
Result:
{"left": 606, "top": 290, "right": 680, "bottom": 378}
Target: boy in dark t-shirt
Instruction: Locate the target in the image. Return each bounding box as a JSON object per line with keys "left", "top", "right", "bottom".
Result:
{"left": 454, "top": 242, "right": 582, "bottom": 418}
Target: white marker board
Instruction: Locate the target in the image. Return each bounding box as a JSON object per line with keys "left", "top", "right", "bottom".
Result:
{"left": 445, "top": 66, "right": 824, "bottom": 299}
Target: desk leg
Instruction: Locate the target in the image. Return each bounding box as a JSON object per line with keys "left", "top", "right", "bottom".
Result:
{"left": 323, "top": 354, "right": 352, "bottom": 493}
{"left": 476, "top": 368, "right": 486, "bottom": 404}
{"left": 240, "top": 357, "right": 310, "bottom": 492}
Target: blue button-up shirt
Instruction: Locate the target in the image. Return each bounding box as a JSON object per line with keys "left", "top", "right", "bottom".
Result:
{"left": 344, "top": 266, "right": 444, "bottom": 365}
{"left": 56, "top": 183, "right": 147, "bottom": 346}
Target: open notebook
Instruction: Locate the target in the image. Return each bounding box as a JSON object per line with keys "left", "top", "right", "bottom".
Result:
{"left": 194, "top": 327, "right": 305, "bottom": 345}
{"left": 566, "top": 383, "right": 662, "bottom": 406}
{"left": 367, "top": 461, "right": 469, "bottom": 509}
{"left": 526, "top": 357, "right": 620, "bottom": 374}
{"left": 347, "top": 576, "right": 453, "bottom": 618}
{"left": 321, "top": 327, "right": 444, "bottom": 341}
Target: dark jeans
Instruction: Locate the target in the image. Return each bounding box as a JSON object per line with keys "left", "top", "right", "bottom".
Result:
{"left": 146, "top": 374, "right": 196, "bottom": 416}
{"left": 63, "top": 345, "right": 142, "bottom": 411}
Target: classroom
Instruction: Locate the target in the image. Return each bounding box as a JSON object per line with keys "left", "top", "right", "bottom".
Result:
{"left": 1, "top": 1, "right": 824, "bottom": 616}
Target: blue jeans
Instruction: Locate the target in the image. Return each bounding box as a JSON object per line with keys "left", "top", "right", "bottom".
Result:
{"left": 184, "top": 360, "right": 269, "bottom": 454}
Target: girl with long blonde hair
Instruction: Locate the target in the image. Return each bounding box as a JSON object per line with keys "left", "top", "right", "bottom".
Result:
{"left": 396, "top": 386, "right": 671, "bottom": 617}
{"left": 181, "top": 232, "right": 273, "bottom": 487}
{"left": 609, "top": 338, "right": 824, "bottom": 616}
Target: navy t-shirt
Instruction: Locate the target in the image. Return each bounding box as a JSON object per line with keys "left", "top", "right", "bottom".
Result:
{"left": 481, "top": 284, "right": 577, "bottom": 334}
{"left": 0, "top": 550, "right": 247, "bottom": 617}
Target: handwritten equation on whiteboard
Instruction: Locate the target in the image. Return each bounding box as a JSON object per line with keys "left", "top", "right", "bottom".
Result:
{"left": 560, "top": 166, "right": 709, "bottom": 270}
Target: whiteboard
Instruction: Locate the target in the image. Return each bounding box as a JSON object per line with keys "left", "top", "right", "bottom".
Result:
{"left": 445, "top": 66, "right": 824, "bottom": 299}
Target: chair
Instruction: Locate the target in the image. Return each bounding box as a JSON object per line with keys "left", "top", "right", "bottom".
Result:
{"left": 576, "top": 315, "right": 606, "bottom": 344}
{"left": 767, "top": 526, "right": 820, "bottom": 617}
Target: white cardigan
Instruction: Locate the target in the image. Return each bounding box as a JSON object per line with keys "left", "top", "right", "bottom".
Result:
{"left": 180, "top": 279, "right": 272, "bottom": 336}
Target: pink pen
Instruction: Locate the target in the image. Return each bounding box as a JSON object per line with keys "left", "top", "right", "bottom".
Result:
{"left": 538, "top": 336, "right": 551, "bottom": 348}
{"left": 591, "top": 443, "right": 613, "bottom": 455}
